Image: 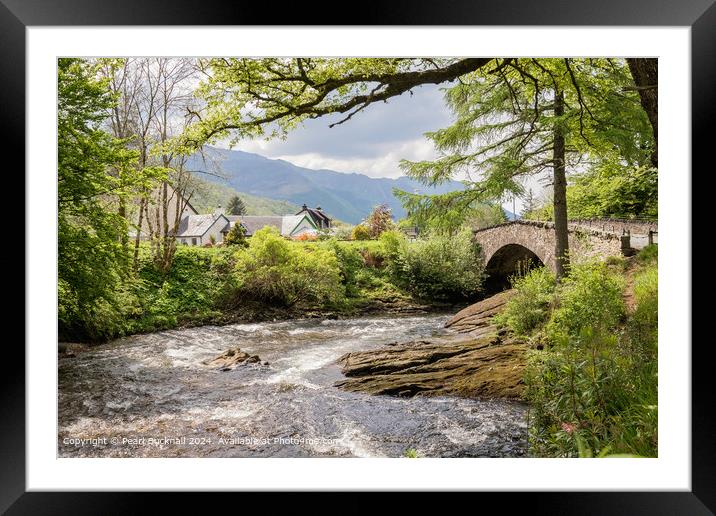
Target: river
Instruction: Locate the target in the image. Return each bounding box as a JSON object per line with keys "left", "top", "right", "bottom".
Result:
{"left": 58, "top": 314, "right": 528, "bottom": 458}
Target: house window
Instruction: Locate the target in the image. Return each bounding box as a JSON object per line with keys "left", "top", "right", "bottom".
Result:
{"left": 191, "top": 238, "right": 197, "bottom": 246}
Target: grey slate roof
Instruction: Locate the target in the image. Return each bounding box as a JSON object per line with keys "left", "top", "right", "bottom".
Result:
{"left": 176, "top": 214, "right": 229, "bottom": 237}
{"left": 233, "top": 216, "right": 284, "bottom": 236}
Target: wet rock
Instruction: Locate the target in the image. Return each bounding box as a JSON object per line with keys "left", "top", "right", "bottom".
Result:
{"left": 335, "top": 335, "right": 526, "bottom": 399}
{"left": 445, "top": 289, "right": 515, "bottom": 334}
{"left": 203, "top": 347, "right": 263, "bottom": 371}
{"left": 335, "top": 291, "right": 526, "bottom": 400}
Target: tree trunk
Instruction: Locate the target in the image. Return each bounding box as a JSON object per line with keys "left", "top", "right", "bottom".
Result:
{"left": 552, "top": 89, "right": 570, "bottom": 279}
{"left": 133, "top": 196, "right": 146, "bottom": 271}
{"left": 626, "top": 58, "right": 658, "bottom": 168}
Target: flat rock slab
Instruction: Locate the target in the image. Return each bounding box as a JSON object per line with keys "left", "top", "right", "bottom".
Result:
{"left": 335, "top": 331, "right": 526, "bottom": 399}
{"left": 445, "top": 289, "right": 516, "bottom": 334}
{"left": 335, "top": 291, "right": 527, "bottom": 400}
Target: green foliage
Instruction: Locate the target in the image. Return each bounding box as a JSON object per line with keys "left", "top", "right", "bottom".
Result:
{"left": 396, "top": 58, "right": 653, "bottom": 232}
{"left": 224, "top": 222, "right": 249, "bottom": 247}
{"left": 384, "top": 229, "right": 484, "bottom": 301}
{"left": 567, "top": 164, "right": 657, "bottom": 219}
{"left": 494, "top": 268, "right": 557, "bottom": 336}
{"left": 233, "top": 226, "right": 343, "bottom": 306}
{"left": 57, "top": 58, "right": 142, "bottom": 341}
{"left": 518, "top": 259, "right": 657, "bottom": 458}
{"left": 546, "top": 262, "right": 626, "bottom": 341}
{"left": 403, "top": 448, "right": 419, "bottom": 458}
{"left": 320, "top": 239, "right": 365, "bottom": 296}
{"left": 636, "top": 244, "right": 658, "bottom": 265}
{"left": 351, "top": 224, "right": 371, "bottom": 241}
{"left": 631, "top": 262, "right": 658, "bottom": 346}
{"left": 226, "top": 194, "right": 247, "bottom": 215}
{"left": 130, "top": 245, "right": 235, "bottom": 333}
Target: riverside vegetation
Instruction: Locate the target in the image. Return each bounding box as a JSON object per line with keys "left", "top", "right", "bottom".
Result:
{"left": 494, "top": 245, "right": 658, "bottom": 457}
{"left": 59, "top": 226, "right": 485, "bottom": 342}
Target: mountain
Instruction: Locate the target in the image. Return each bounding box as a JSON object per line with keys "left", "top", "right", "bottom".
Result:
{"left": 186, "top": 147, "right": 464, "bottom": 224}
{"left": 188, "top": 176, "right": 301, "bottom": 216}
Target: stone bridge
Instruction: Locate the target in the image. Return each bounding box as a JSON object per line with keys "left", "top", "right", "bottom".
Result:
{"left": 474, "top": 218, "right": 658, "bottom": 291}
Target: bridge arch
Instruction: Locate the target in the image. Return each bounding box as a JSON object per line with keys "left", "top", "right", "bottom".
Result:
{"left": 483, "top": 243, "right": 545, "bottom": 293}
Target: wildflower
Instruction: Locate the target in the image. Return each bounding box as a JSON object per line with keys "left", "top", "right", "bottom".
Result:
{"left": 561, "top": 422, "right": 577, "bottom": 434}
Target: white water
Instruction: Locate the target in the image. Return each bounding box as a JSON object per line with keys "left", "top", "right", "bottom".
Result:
{"left": 58, "top": 315, "right": 528, "bottom": 457}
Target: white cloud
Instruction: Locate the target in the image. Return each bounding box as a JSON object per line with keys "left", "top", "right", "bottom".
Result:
{"left": 273, "top": 138, "right": 438, "bottom": 179}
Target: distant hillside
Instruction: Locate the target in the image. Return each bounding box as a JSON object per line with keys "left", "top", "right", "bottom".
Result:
{"left": 188, "top": 174, "right": 300, "bottom": 216}
{"left": 186, "top": 147, "right": 465, "bottom": 224}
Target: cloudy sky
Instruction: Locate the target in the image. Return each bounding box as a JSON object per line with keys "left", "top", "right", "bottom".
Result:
{"left": 219, "top": 83, "right": 547, "bottom": 214}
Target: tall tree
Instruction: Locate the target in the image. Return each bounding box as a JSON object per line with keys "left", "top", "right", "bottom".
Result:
{"left": 107, "top": 58, "right": 199, "bottom": 273}
{"left": 226, "top": 194, "right": 246, "bottom": 215}
{"left": 626, "top": 58, "right": 658, "bottom": 167}
{"left": 58, "top": 58, "right": 138, "bottom": 340}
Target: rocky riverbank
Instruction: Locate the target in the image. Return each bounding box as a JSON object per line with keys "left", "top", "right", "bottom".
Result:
{"left": 334, "top": 290, "right": 527, "bottom": 399}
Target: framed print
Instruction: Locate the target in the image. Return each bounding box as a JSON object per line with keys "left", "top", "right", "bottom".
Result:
{"left": 4, "top": 0, "right": 711, "bottom": 511}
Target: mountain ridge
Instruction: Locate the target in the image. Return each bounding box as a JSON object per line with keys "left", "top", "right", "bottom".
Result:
{"left": 186, "top": 147, "right": 465, "bottom": 224}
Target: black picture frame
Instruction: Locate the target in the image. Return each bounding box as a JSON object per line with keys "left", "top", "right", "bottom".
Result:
{"left": 4, "top": 0, "right": 709, "bottom": 512}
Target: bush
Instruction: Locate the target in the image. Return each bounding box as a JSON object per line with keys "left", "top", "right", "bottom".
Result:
{"left": 333, "top": 225, "right": 353, "bottom": 240}
{"left": 494, "top": 267, "right": 556, "bottom": 336}
{"left": 233, "top": 226, "right": 343, "bottom": 306}
{"left": 388, "top": 229, "right": 484, "bottom": 301}
{"left": 379, "top": 229, "right": 408, "bottom": 277}
{"left": 224, "top": 222, "right": 249, "bottom": 247}
{"left": 546, "top": 262, "right": 625, "bottom": 341}
{"left": 525, "top": 258, "right": 657, "bottom": 458}
{"left": 351, "top": 224, "right": 371, "bottom": 241}
{"left": 320, "top": 239, "right": 364, "bottom": 296}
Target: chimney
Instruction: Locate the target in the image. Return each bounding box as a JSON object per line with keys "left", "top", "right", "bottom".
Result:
{"left": 315, "top": 206, "right": 322, "bottom": 211}
{"left": 302, "top": 203, "right": 308, "bottom": 210}
{"left": 213, "top": 204, "right": 225, "bottom": 218}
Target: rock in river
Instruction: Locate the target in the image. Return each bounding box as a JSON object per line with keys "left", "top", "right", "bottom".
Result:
{"left": 334, "top": 290, "right": 526, "bottom": 399}
{"left": 203, "top": 347, "right": 263, "bottom": 371}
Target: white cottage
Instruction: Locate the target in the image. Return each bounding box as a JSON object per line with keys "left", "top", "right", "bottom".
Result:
{"left": 176, "top": 208, "right": 231, "bottom": 246}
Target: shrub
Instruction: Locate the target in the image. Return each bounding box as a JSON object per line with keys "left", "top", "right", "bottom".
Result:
{"left": 233, "top": 226, "right": 343, "bottom": 306}
{"left": 333, "top": 225, "right": 353, "bottom": 240}
{"left": 379, "top": 229, "right": 408, "bottom": 277}
{"left": 129, "top": 245, "right": 236, "bottom": 334}
{"left": 494, "top": 267, "right": 556, "bottom": 336}
{"left": 546, "top": 262, "right": 625, "bottom": 341}
{"left": 392, "top": 229, "right": 484, "bottom": 301}
{"left": 351, "top": 224, "right": 371, "bottom": 241}
{"left": 526, "top": 258, "right": 657, "bottom": 458}
{"left": 224, "top": 222, "right": 249, "bottom": 247}
{"left": 320, "top": 239, "right": 364, "bottom": 296}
